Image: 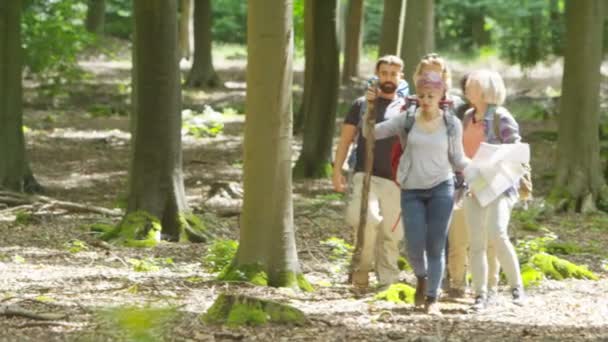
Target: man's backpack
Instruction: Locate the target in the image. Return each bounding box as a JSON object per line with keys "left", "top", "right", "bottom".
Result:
{"left": 492, "top": 109, "right": 533, "bottom": 201}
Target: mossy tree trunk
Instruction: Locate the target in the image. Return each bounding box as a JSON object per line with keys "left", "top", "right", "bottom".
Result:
{"left": 128, "top": 0, "right": 202, "bottom": 242}
{"left": 378, "top": 0, "right": 404, "bottom": 56}
{"left": 179, "top": 0, "right": 193, "bottom": 60}
{"left": 341, "top": 0, "right": 363, "bottom": 84}
{"left": 293, "top": 0, "right": 339, "bottom": 179}
{"left": 0, "top": 0, "right": 40, "bottom": 193}
{"left": 400, "top": 0, "right": 434, "bottom": 89}
{"left": 234, "top": 0, "right": 306, "bottom": 289}
{"left": 553, "top": 0, "right": 605, "bottom": 213}
{"left": 185, "top": 0, "right": 220, "bottom": 88}
{"left": 86, "top": 0, "right": 105, "bottom": 35}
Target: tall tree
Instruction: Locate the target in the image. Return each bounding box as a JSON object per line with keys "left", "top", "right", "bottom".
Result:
{"left": 185, "top": 0, "right": 220, "bottom": 88}
{"left": 553, "top": 0, "right": 606, "bottom": 212}
{"left": 223, "top": 0, "right": 309, "bottom": 290}
{"left": 85, "top": 0, "right": 105, "bottom": 35}
{"left": 179, "top": 0, "right": 193, "bottom": 60}
{"left": 294, "top": 0, "right": 313, "bottom": 134}
{"left": 293, "top": 0, "right": 339, "bottom": 178}
{"left": 400, "top": 0, "right": 434, "bottom": 89}
{"left": 126, "top": 0, "right": 205, "bottom": 242}
{"left": 0, "top": 0, "right": 40, "bottom": 193}
{"left": 341, "top": 0, "right": 363, "bottom": 84}
{"left": 378, "top": 0, "right": 403, "bottom": 56}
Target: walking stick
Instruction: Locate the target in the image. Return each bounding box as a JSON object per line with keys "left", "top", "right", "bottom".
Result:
{"left": 350, "top": 82, "right": 377, "bottom": 289}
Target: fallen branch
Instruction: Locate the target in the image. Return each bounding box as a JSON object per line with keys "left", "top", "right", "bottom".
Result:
{"left": 0, "top": 304, "right": 66, "bottom": 321}
{"left": 0, "top": 191, "right": 121, "bottom": 217}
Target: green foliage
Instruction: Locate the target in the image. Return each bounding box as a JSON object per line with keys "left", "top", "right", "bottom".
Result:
{"left": 374, "top": 283, "right": 415, "bottom": 304}
{"left": 182, "top": 107, "right": 224, "bottom": 138}
{"left": 104, "top": 0, "right": 132, "bottom": 39}
{"left": 321, "top": 237, "right": 353, "bottom": 262}
{"left": 293, "top": 0, "right": 305, "bottom": 50}
{"left": 201, "top": 239, "right": 239, "bottom": 273}
{"left": 511, "top": 203, "right": 549, "bottom": 232}
{"left": 98, "top": 211, "right": 162, "bottom": 248}
{"left": 515, "top": 233, "right": 557, "bottom": 265}
{"left": 14, "top": 211, "right": 34, "bottom": 225}
{"left": 127, "top": 257, "right": 173, "bottom": 273}
{"left": 363, "top": 0, "right": 383, "bottom": 46}
{"left": 64, "top": 239, "right": 88, "bottom": 253}
{"left": 545, "top": 241, "right": 583, "bottom": 255}
{"left": 22, "top": 0, "right": 92, "bottom": 84}
{"left": 98, "top": 305, "right": 179, "bottom": 342}
{"left": 212, "top": 0, "right": 248, "bottom": 44}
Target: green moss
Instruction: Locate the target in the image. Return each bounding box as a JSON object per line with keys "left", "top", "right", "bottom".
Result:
{"left": 218, "top": 263, "right": 269, "bottom": 286}
{"left": 14, "top": 211, "right": 34, "bottom": 225}
{"left": 374, "top": 283, "right": 415, "bottom": 304}
{"left": 297, "top": 274, "right": 314, "bottom": 292}
{"left": 529, "top": 253, "right": 598, "bottom": 281}
{"left": 397, "top": 256, "right": 412, "bottom": 271}
{"left": 226, "top": 302, "right": 268, "bottom": 326}
{"left": 178, "top": 213, "right": 211, "bottom": 243}
{"left": 201, "top": 239, "right": 239, "bottom": 272}
{"left": 203, "top": 293, "right": 306, "bottom": 327}
{"left": 99, "top": 211, "right": 161, "bottom": 248}
{"left": 520, "top": 263, "right": 544, "bottom": 288}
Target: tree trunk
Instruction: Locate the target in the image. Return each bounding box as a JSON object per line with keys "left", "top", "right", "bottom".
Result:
{"left": 0, "top": 0, "right": 40, "bottom": 193}
{"left": 179, "top": 0, "right": 193, "bottom": 60}
{"left": 230, "top": 0, "right": 308, "bottom": 290}
{"left": 85, "top": 0, "right": 105, "bottom": 35}
{"left": 378, "top": 0, "right": 403, "bottom": 56}
{"left": 341, "top": 0, "right": 363, "bottom": 84}
{"left": 294, "top": 0, "right": 314, "bottom": 134}
{"left": 400, "top": 0, "right": 434, "bottom": 89}
{"left": 128, "top": 0, "right": 201, "bottom": 241}
{"left": 185, "top": 0, "right": 220, "bottom": 88}
{"left": 470, "top": 12, "right": 489, "bottom": 48}
{"left": 293, "top": 0, "right": 339, "bottom": 179}
{"left": 554, "top": 0, "right": 605, "bottom": 212}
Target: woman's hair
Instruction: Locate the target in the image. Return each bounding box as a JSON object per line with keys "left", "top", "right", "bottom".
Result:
{"left": 467, "top": 69, "right": 507, "bottom": 105}
{"left": 413, "top": 53, "right": 452, "bottom": 90}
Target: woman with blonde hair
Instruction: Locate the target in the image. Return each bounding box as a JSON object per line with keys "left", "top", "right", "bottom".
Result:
{"left": 462, "top": 69, "right": 525, "bottom": 311}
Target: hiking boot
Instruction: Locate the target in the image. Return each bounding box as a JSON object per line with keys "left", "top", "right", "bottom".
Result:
{"left": 511, "top": 286, "right": 526, "bottom": 306}
{"left": 414, "top": 276, "right": 427, "bottom": 307}
{"left": 487, "top": 288, "right": 498, "bottom": 305}
{"left": 425, "top": 297, "right": 441, "bottom": 316}
{"left": 470, "top": 295, "right": 487, "bottom": 312}
{"left": 351, "top": 270, "right": 369, "bottom": 289}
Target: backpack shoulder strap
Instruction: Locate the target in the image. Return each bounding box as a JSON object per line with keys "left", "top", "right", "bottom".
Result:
{"left": 491, "top": 106, "right": 503, "bottom": 143}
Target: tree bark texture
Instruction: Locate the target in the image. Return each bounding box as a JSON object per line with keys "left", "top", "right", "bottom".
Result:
{"left": 400, "top": 0, "right": 434, "bottom": 89}
{"left": 237, "top": 0, "right": 303, "bottom": 287}
{"left": 378, "top": 0, "right": 403, "bottom": 56}
{"left": 129, "top": 0, "right": 190, "bottom": 240}
{"left": 185, "top": 0, "right": 220, "bottom": 88}
{"left": 554, "top": 0, "right": 605, "bottom": 212}
{"left": 86, "top": 0, "right": 105, "bottom": 35}
{"left": 341, "top": 0, "right": 363, "bottom": 84}
{"left": 179, "top": 0, "right": 193, "bottom": 60}
{"left": 293, "top": 0, "right": 339, "bottom": 179}
{"left": 0, "top": 0, "right": 30, "bottom": 192}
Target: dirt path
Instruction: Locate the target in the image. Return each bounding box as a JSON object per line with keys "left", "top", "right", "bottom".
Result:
{"left": 1, "top": 50, "right": 607, "bottom": 341}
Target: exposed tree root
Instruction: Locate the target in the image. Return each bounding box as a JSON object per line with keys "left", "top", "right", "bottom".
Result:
{"left": 0, "top": 191, "right": 121, "bottom": 217}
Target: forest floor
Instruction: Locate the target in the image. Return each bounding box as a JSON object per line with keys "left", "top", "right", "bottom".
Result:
{"left": 1, "top": 40, "right": 608, "bottom": 341}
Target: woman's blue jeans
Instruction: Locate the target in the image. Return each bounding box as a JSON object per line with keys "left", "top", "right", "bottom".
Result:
{"left": 401, "top": 179, "right": 454, "bottom": 298}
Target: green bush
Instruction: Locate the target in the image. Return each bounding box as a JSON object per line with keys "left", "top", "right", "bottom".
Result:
{"left": 202, "top": 239, "right": 239, "bottom": 273}
{"left": 22, "top": 0, "right": 92, "bottom": 84}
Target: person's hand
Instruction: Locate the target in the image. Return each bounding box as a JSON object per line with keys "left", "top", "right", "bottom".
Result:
{"left": 365, "top": 86, "right": 378, "bottom": 103}
{"left": 332, "top": 170, "right": 347, "bottom": 193}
